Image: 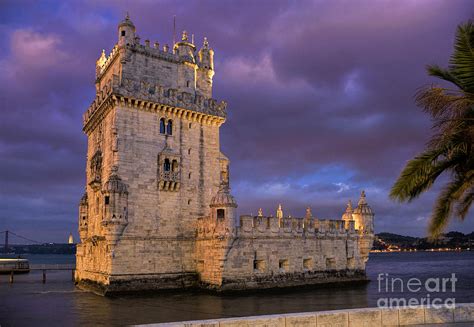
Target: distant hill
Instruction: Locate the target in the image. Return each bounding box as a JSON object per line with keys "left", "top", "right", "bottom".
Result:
{"left": 375, "top": 231, "right": 474, "bottom": 251}
{"left": 0, "top": 243, "right": 76, "bottom": 255}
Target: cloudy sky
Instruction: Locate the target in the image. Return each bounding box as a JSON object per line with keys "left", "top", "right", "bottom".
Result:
{"left": 0, "top": 0, "right": 473, "bottom": 243}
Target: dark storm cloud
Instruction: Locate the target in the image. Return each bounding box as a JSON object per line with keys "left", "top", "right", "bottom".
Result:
{"left": 0, "top": 0, "right": 473, "bottom": 242}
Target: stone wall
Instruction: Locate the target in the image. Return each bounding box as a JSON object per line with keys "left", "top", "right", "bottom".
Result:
{"left": 135, "top": 303, "right": 474, "bottom": 326}
{"left": 195, "top": 215, "right": 372, "bottom": 290}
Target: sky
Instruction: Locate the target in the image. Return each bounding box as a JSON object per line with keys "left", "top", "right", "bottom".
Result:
{"left": 0, "top": 0, "right": 473, "bottom": 243}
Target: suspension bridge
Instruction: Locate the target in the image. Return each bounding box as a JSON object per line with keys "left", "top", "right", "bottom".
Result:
{"left": 0, "top": 230, "right": 76, "bottom": 283}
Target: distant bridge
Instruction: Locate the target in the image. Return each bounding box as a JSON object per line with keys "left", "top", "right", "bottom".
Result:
{"left": 0, "top": 230, "right": 45, "bottom": 253}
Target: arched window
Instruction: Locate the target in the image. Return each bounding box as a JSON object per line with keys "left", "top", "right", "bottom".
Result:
{"left": 166, "top": 120, "right": 173, "bottom": 135}
{"left": 171, "top": 160, "right": 178, "bottom": 172}
{"left": 159, "top": 118, "right": 166, "bottom": 134}
{"left": 163, "top": 158, "right": 171, "bottom": 172}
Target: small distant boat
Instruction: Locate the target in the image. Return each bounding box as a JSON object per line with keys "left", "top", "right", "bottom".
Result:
{"left": 0, "top": 258, "right": 30, "bottom": 274}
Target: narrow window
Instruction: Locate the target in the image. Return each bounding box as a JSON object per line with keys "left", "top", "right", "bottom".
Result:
{"left": 326, "top": 258, "right": 336, "bottom": 270}
{"left": 188, "top": 123, "right": 192, "bottom": 129}
{"left": 121, "top": 30, "right": 126, "bottom": 37}
{"left": 303, "top": 258, "right": 313, "bottom": 270}
{"left": 104, "top": 196, "right": 110, "bottom": 205}
{"left": 186, "top": 81, "right": 190, "bottom": 87}
{"left": 279, "top": 259, "right": 289, "bottom": 272}
{"left": 188, "top": 148, "right": 191, "bottom": 155}
{"left": 188, "top": 199, "right": 192, "bottom": 205}
{"left": 254, "top": 260, "right": 265, "bottom": 272}
{"left": 188, "top": 172, "right": 192, "bottom": 179}
{"left": 166, "top": 120, "right": 173, "bottom": 135}
{"left": 159, "top": 118, "right": 166, "bottom": 134}
{"left": 171, "top": 160, "right": 178, "bottom": 172}
{"left": 163, "top": 158, "right": 171, "bottom": 172}
{"left": 217, "top": 209, "right": 225, "bottom": 219}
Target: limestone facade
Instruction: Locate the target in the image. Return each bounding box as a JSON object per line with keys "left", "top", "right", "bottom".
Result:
{"left": 75, "top": 15, "right": 375, "bottom": 294}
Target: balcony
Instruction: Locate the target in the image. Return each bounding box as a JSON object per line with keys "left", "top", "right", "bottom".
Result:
{"left": 158, "top": 171, "right": 180, "bottom": 191}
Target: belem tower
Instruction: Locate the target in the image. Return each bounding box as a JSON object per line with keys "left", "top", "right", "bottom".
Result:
{"left": 75, "top": 15, "right": 375, "bottom": 294}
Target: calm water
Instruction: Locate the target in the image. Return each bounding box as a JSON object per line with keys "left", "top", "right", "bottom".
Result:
{"left": 1, "top": 252, "right": 473, "bottom": 326}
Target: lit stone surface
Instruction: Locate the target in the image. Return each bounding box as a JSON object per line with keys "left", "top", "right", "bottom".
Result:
{"left": 381, "top": 308, "right": 399, "bottom": 326}
{"left": 348, "top": 308, "right": 381, "bottom": 327}
{"left": 134, "top": 305, "right": 474, "bottom": 327}
{"left": 76, "top": 15, "right": 375, "bottom": 294}
{"left": 424, "top": 306, "right": 454, "bottom": 323}
{"left": 316, "top": 310, "right": 348, "bottom": 327}
{"left": 398, "top": 307, "right": 425, "bottom": 325}
{"left": 284, "top": 313, "right": 317, "bottom": 326}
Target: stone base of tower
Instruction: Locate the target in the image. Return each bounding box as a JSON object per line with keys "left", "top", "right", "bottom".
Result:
{"left": 199, "top": 269, "right": 368, "bottom": 292}
{"left": 76, "top": 272, "right": 199, "bottom": 295}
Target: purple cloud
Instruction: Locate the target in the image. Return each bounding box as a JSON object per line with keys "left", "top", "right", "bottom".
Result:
{"left": 0, "top": 0, "right": 473, "bottom": 242}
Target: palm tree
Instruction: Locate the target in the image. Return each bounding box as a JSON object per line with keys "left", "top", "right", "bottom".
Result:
{"left": 390, "top": 20, "right": 474, "bottom": 238}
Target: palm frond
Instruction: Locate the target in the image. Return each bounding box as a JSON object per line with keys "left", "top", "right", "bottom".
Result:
{"left": 456, "top": 186, "right": 474, "bottom": 220}
{"left": 390, "top": 148, "right": 449, "bottom": 202}
{"left": 450, "top": 20, "right": 474, "bottom": 93}
{"left": 427, "top": 65, "right": 462, "bottom": 89}
{"left": 428, "top": 176, "right": 472, "bottom": 239}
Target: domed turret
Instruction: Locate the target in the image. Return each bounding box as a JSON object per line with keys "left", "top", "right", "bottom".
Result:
{"left": 118, "top": 13, "right": 136, "bottom": 46}
{"left": 352, "top": 190, "right": 374, "bottom": 234}
{"left": 353, "top": 191, "right": 373, "bottom": 215}
{"left": 196, "top": 37, "right": 215, "bottom": 98}
{"left": 198, "top": 37, "right": 214, "bottom": 70}
{"left": 101, "top": 166, "right": 129, "bottom": 246}
{"left": 210, "top": 184, "right": 237, "bottom": 208}
{"left": 342, "top": 200, "right": 354, "bottom": 230}
{"left": 352, "top": 191, "right": 375, "bottom": 264}
{"left": 210, "top": 183, "right": 238, "bottom": 228}
{"left": 103, "top": 172, "right": 128, "bottom": 194}
{"left": 174, "top": 30, "right": 196, "bottom": 61}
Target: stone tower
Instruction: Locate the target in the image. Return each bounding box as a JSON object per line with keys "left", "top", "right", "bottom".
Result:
{"left": 75, "top": 15, "right": 228, "bottom": 293}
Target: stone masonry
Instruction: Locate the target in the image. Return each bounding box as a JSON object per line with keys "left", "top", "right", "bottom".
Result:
{"left": 75, "top": 15, "right": 375, "bottom": 294}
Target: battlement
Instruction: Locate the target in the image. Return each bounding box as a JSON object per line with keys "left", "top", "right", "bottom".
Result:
{"left": 238, "top": 215, "right": 356, "bottom": 237}
{"left": 196, "top": 214, "right": 357, "bottom": 239}
{"left": 83, "top": 74, "right": 227, "bottom": 131}
{"left": 96, "top": 39, "right": 202, "bottom": 81}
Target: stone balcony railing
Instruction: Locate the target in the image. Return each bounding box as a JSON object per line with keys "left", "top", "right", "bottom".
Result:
{"left": 158, "top": 171, "right": 180, "bottom": 192}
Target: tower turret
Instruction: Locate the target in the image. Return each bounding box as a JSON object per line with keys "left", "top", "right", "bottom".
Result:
{"left": 352, "top": 191, "right": 374, "bottom": 234}
{"left": 118, "top": 13, "right": 136, "bottom": 46}
{"left": 352, "top": 191, "right": 375, "bottom": 263}
{"left": 210, "top": 183, "right": 238, "bottom": 230}
{"left": 78, "top": 192, "right": 88, "bottom": 241}
{"left": 174, "top": 31, "right": 196, "bottom": 61}
{"left": 196, "top": 37, "right": 215, "bottom": 98}
{"left": 101, "top": 166, "right": 129, "bottom": 246}
{"left": 342, "top": 200, "right": 354, "bottom": 229}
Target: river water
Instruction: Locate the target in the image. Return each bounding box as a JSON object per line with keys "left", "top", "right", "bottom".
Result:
{"left": 1, "top": 251, "right": 473, "bottom": 326}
